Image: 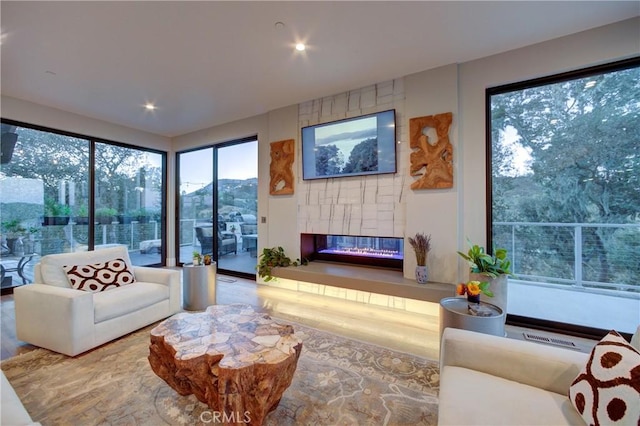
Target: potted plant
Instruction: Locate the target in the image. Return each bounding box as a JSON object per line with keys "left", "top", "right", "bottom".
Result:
{"left": 192, "top": 251, "right": 202, "bottom": 266}
{"left": 257, "top": 246, "right": 307, "bottom": 282}
{"left": 457, "top": 239, "right": 511, "bottom": 315}
{"left": 95, "top": 207, "right": 117, "bottom": 225}
{"left": 117, "top": 210, "right": 136, "bottom": 224}
{"left": 1, "top": 219, "right": 27, "bottom": 254}
{"left": 134, "top": 208, "right": 150, "bottom": 223}
{"left": 408, "top": 233, "right": 432, "bottom": 284}
{"left": 74, "top": 204, "right": 90, "bottom": 225}
{"left": 43, "top": 199, "right": 71, "bottom": 226}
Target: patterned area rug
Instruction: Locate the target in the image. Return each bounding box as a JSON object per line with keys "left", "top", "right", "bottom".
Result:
{"left": 1, "top": 319, "right": 439, "bottom": 425}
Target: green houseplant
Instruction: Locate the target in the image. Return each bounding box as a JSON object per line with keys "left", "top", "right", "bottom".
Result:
{"left": 257, "top": 246, "right": 307, "bottom": 282}
{"left": 95, "top": 207, "right": 117, "bottom": 225}
{"left": 457, "top": 239, "right": 511, "bottom": 316}
{"left": 43, "top": 199, "right": 72, "bottom": 225}
{"left": 457, "top": 239, "right": 511, "bottom": 278}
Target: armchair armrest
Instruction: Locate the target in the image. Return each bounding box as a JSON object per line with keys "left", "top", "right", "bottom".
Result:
{"left": 132, "top": 266, "right": 181, "bottom": 314}
{"left": 132, "top": 266, "right": 180, "bottom": 286}
{"left": 440, "top": 327, "right": 588, "bottom": 395}
{"left": 14, "top": 284, "right": 94, "bottom": 356}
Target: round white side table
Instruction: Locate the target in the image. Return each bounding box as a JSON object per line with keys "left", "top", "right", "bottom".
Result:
{"left": 439, "top": 297, "right": 505, "bottom": 338}
{"left": 182, "top": 263, "right": 217, "bottom": 311}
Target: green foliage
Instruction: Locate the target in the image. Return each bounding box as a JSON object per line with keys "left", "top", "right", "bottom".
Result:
{"left": 257, "top": 246, "right": 307, "bottom": 282}
{"left": 95, "top": 207, "right": 117, "bottom": 218}
{"left": 76, "top": 204, "right": 88, "bottom": 216}
{"left": 315, "top": 145, "right": 344, "bottom": 176}
{"left": 343, "top": 138, "right": 378, "bottom": 173}
{"left": 1, "top": 219, "right": 26, "bottom": 237}
{"left": 457, "top": 239, "right": 512, "bottom": 278}
{"left": 490, "top": 65, "right": 639, "bottom": 285}
{"left": 44, "top": 199, "right": 71, "bottom": 216}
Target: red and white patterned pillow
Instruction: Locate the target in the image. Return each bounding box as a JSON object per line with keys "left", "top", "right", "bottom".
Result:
{"left": 569, "top": 330, "right": 640, "bottom": 425}
{"left": 63, "top": 258, "right": 136, "bottom": 292}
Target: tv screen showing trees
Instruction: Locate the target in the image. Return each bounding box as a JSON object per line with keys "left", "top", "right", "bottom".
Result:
{"left": 301, "top": 109, "right": 396, "bottom": 180}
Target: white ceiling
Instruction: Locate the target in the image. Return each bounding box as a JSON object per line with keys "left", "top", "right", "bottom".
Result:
{"left": 1, "top": 1, "right": 638, "bottom": 138}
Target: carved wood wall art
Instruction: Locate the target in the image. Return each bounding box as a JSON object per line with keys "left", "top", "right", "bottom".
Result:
{"left": 409, "top": 112, "right": 454, "bottom": 189}
{"left": 269, "top": 139, "right": 295, "bottom": 195}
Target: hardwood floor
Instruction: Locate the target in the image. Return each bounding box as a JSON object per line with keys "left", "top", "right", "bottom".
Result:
{"left": 1, "top": 274, "right": 441, "bottom": 361}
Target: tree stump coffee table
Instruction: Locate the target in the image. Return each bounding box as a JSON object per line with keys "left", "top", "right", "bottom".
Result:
{"left": 148, "top": 304, "right": 302, "bottom": 425}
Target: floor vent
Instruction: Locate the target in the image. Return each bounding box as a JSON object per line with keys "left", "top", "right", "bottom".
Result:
{"left": 523, "top": 332, "right": 577, "bottom": 349}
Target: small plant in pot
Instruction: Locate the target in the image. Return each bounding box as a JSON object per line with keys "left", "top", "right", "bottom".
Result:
{"left": 1, "top": 219, "right": 27, "bottom": 254}
{"left": 457, "top": 239, "right": 512, "bottom": 315}
{"left": 43, "top": 199, "right": 71, "bottom": 226}
{"left": 95, "top": 207, "right": 117, "bottom": 225}
{"left": 257, "top": 246, "right": 307, "bottom": 282}
{"left": 408, "top": 233, "right": 432, "bottom": 284}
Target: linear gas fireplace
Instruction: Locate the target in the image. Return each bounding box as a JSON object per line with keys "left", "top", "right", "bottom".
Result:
{"left": 301, "top": 233, "right": 404, "bottom": 270}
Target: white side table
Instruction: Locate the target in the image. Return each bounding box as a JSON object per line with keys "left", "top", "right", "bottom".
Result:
{"left": 182, "top": 263, "right": 217, "bottom": 311}
{"left": 439, "top": 297, "right": 505, "bottom": 338}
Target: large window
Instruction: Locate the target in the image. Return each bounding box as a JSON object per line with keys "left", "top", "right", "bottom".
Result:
{"left": 1, "top": 121, "right": 166, "bottom": 291}
{"left": 487, "top": 58, "right": 639, "bottom": 336}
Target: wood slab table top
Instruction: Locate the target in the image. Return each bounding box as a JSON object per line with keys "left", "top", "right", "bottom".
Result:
{"left": 148, "top": 304, "right": 302, "bottom": 425}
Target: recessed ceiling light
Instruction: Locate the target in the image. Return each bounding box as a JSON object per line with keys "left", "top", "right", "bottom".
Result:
{"left": 274, "top": 21, "right": 285, "bottom": 30}
{"left": 144, "top": 103, "right": 156, "bottom": 111}
{"left": 295, "top": 43, "right": 306, "bottom": 52}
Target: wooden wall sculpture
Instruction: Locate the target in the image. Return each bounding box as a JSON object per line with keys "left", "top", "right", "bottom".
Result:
{"left": 409, "top": 112, "right": 454, "bottom": 189}
{"left": 269, "top": 139, "right": 295, "bottom": 195}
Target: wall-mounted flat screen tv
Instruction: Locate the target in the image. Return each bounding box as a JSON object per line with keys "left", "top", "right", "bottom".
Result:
{"left": 301, "top": 109, "right": 396, "bottom": 180}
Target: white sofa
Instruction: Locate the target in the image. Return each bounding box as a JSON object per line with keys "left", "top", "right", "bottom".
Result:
{"left": 1, "top": 370, "right": 39, "bottom": 426}
{"left": 438, "top": 327, "right": 589, "bottom": 425}
{"left": 14, "top": 246, "right": 181, "bottom": 357}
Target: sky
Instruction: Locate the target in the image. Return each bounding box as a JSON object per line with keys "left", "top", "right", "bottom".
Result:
{"left": 179, "top": 141, "right": 258, "bottom": 194}
{"left": 315, "top": 116, "right": 377, "bottom": 161}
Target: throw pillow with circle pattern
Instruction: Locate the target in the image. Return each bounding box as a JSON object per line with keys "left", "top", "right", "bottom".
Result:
{"left": 63, "top": 258, "right": 136, "bottom": 292}
{"left": 569, "top": 330, "right": 640, "bottom": 425}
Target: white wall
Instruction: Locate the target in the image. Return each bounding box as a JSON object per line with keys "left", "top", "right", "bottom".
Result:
{"left": 404, "top": 64, "right": 460, "bottom": 284}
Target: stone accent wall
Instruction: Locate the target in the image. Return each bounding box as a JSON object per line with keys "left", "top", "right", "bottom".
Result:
{"left": 297, "top": 79, "right": 407, "bottom": 238}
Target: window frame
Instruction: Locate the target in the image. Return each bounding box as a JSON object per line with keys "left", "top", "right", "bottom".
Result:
{"left": 0, "top": 118, "right": 168, "bottom": 266}
{"left": 484, "top": 56, "right": 640, "bottom": 340}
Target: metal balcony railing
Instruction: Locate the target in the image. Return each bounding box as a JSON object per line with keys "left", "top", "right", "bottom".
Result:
{"left": 493, "top": 222, "right": 640, "bottom": 295}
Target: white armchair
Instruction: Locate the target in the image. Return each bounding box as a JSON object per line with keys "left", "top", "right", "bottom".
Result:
{"left": 14, "top": 246, "right": 180, "bottom": 356}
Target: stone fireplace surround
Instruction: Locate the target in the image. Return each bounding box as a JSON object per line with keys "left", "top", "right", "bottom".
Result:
{"left": 279, "top": 80, "right": 456, "bottom": 311}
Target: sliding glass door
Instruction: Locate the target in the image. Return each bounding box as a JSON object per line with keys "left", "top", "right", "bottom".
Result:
{"left": 216, "top": 141, "right": 258, "bottom": 275}
{"left": 177, "top": 137, "right": 257, "bottom": 278}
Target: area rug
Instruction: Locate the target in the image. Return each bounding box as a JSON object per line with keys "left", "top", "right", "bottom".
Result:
{"left": 1, "top": 319, "right": 440, "bottom": 425}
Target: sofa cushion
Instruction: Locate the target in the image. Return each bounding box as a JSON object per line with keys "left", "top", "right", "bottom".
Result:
{"left": 438, "top": 365, "right": 584, "bottom": 425}
{"left": 39, "top": 245, "right": 133, "bottom": 288}
{"left": 63, "top": 258, "right": 135, "bottom": 292}
{"left": 93, "top": 282, "right": 169, "bottom": 323}
{"left": 569, "top": 330, "right": 640, "bottom": 426}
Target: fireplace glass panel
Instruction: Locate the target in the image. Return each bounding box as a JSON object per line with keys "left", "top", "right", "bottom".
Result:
{"left": 320, "top": 235, "right": 403, "bottom": 260}
{"left": 301, "top": 233, "right": 403, "bottom": 270}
